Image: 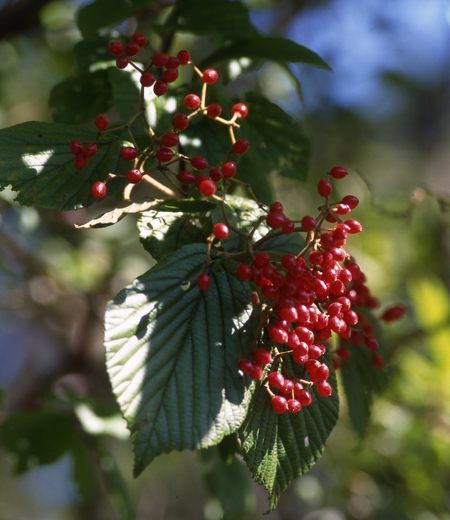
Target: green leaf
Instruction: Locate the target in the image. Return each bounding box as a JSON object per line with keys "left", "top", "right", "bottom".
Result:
{"left": 202, "top": 36, "right": 331, "bottom": 70}
{"left": 239, "top": 350, "right": 339, "bottom": 512}
{"left": 240, "top": 92, "right": 310, "bottom": 182}
{"left": 340, "top": 310, "right": 390, "bottom": 436}
{"left": 49, "top": 70, "right": 112, "bottom": 125}
{"left": 104, "top": 244, "right": 254, "bottom": 476}
{"left": 76, "top": 0, "right": 156, "bottom": 39}
{"left": 0, "top": 121, "right": 128, "bottom": 210}
{"left": 162, "top": 0, "right": 258, "bottom": 44}
{"left": 0, "top": 410, "right": 92, "bottom": 497}
{"left": 73, "top": 37, "right": 115, "bottom": 74}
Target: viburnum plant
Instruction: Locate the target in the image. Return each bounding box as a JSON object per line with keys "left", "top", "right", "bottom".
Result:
{"left": 0, "top": 15, "right": 405, "bottom": 513}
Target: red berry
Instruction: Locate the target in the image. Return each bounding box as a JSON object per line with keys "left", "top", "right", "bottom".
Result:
{"left": 231, "top": 103, "right": 248, "bottom": 119}
{"left": 154, "top": 80, "right": 168, "bottom": 96}
{"left": 337, "top": 347, "right": 351, "bottom": 360}
{"left": 116, "top": 56, "right": 129, "bottom": 69}
{"left": 172, "top": 113, "right": 189, "bottom": 131}
{"left": 69, "top": 140, "right": 83, "bottom": 155}
{"left": 281, "top": 254, "right": 296, "bottom": 270}
{"left": 270, "top": 201, "right": 283, "bottom": 213}
{"left": 271, "top": 395, "right": 288, "bottom": 414}
{"left": 160, "top": 133, "right": 179, "bottom": 148}
{"left": 330, "top": 166, "right": 348, "bottom": 179}
{"left": 131, "top": 32, "right": 146, "bottom": 47}
{"left": 238, "top": 359, "right": 254, "bottom": 375}
{"left": 213, "top": 223, "right": 229, "bottom": 240}
{"left": 152, "top": 52, "right": 168, "bottom": 67}
{"left": 250, "top": 365, "right": 264, "bottom": 381}
{"left": 222, "top": 162, "right": 236, "bottom": 178}
{"left": 191, "top": 156, "right": 208, "bottom": 170}
{"left": 342, "top": 195, "right": 359, "bottom": 209}
{"left": 197, "top": 273, "right": 211, "bottom": 291}
{"left": 282, "top": 220, "right": 294, "bottom": 234}
{"left": 140, "top": 72, "right": 155, "bottom": 87}
{"left": 301, "top": 215, "right": 316, "bottom": 231}
{"left": 125, "top": 43, "right": 140, "bottom": 57}
{"left": 156, "top": 148, "right": 174, "bottom": 162}
{"left": 381, "top": 304, "right": 406, "bottom": 323}
{"left": 199, "top": 180, "right": 216, "bottom": 197}
{"left": 287, "top": 399, "right": 302, "bottom": 413}
{"left": 236, "top": 264, "right": 252, "bottom": 281}
{"left": 184, "top": 94, "right": 201, "bottom": 110}
{"left": 365, "top": 336, "right": 379, "bottom": 351}
{"left": 83, "top": 143, "right": 97, "bottom": 158}
{"left": 126, "top": 169, "right": 142, "bottom": 184}
{"left": 74, "top": 154, "right": 88, "bottom": 170}
{"left": 95, "top": 114, "right": 109, "bottom": 131}
{"left": 165, "top": 56, "right": 180, "bottom": 69}
{"left": 177, "top": 50, "right": 191, "bottom": 65}
{"left": 91, "top": 181, "right": 106, "bottom": 199}
{"left": 209, "top": 168, "right": 223, "bottom": 182}
{"left": 162, "top": 69, "right": 179, "bottom": 83}
{"left": 203, "top": 69, "right": 218, "bottom": 84}
{"left": 371, "top": 354, "right": 386, "bottom": 369}
{"left": 318, "top": 179, "right": 332, "bottom": 197}
{"left": 207, "top": 104, "right": 222, "bottom": 118}
{"left": 268, "top": 325, "right": 288, "bottom": 344}
{"left": 177, "top": 171, "right": 195, "bottom": 185}
{"left": 253, "top": 348, "right": 272, "bottom": 366}
{"left": 232, "top": 139, "right": 249, "bottom": 155}
{"left": 281, "top": 379, "right": 294, "bottom": 394}
{"left": 316, "top": 381, "right": 332, "bottom": 397}
{"left": 266, "top": 212, "right": 285, "bottom": 229}
{"left": 120, "top": 147, "right": 138, "bottom": 161}
{"left": 108, "top": 41, "right": 124, "bottom": 56}
{"left": 267, "top": 371, "right": 284, "bottom": 389}
{"left": 298, "top": 390, "right": 312, "bottom": 406}
{"left": 344, "top": 219, "right": 362, "bottom": 234}
{"left": 254, "top": 252, "right": 270, "bottom": 268}
{"left": 194, "top": 174, "right": 208, "bottom": 189}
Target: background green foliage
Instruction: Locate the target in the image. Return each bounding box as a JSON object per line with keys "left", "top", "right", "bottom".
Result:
{"left": 0, "top": 0, "right": 450, "bottom": 519}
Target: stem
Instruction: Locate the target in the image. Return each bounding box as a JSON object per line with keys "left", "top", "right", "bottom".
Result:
{"left": 142, "top": 175, "right": 177, "bottom": 197}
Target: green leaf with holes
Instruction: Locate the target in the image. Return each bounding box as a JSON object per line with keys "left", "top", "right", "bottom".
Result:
{"left": 239, "top": 350, "right": 339, "bottom": 512}
{"left": 340, "top": 309, "right": 390, "bottom": 436}
{"left": 104, "top": 244, "right": 254, "bottom": 476}
{"left": 0, "top": 121, "right": 128, "bottom": 210}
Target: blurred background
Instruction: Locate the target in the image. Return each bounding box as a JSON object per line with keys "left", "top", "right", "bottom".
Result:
{"left": 0, "top": 0, "right": 450, "bottom": 519}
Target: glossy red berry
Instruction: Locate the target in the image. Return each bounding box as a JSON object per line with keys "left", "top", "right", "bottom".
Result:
{"left": 83, "top": 143, "right": 97, "bottom": 158}
{"left": 298, "top": 390, "right": 312, "bottom": 406}
{"left": 160, "top": 133, "right": 179, "bottom": 148}
{"left": 371, "top": 354, "right": 386, "bottom": 369}
{"left": 330, "top": 166, "right": 348, "bottom": 179}
{"left": 271, "top": 395, "right": 288, "bottom": 414}
{"left": 254, "top": 252, "right": 270, "bottom": 268}
{"left": 282, "top": 220, "right": 294, "bottom": 234}
{"left": 231, "top": 103, "right": 248, "bottom": 119}
{"left": 203, "top": 69, "right": 218, "bottom": 84}
{"left": 342, "top": 195, "right": 359, "bottom": 209}
{"left": 126, "top": 169, "right": 142, "bottom": 184}
{"left": 172, "top": 113, "right": 189, "bottom": 131}
{"left": 250, "top": 365, "right": 264, "bottom": 381}
{"left": 318, "top": 179, "right": 332, "bottom": 197}
{"left": 91, "top": 181, "right": 106, "bottom": 199}
{"left": 232, "top": 139, "right": 249, "bottom": 155}
{"left": 209, "top": 168, "right": 223, "bottom": 182}
{"left": 154, "top": 80, "right": 168, "bottom": 97}
{"left": 69, "top": 140, "right": 83, "bottom": 155}
{"left": 222, "top": 162, "right": 236, "bottom": 178}
{"left": 316, "top": 381, "right": 332, "bottom": 397}
{"left": 162, "top": 69, "right": 179, "bottom": 83}
{"left": 184, "top": 94, "right": 201, "bottom": 110}
{"left": 125, "top": 43, "right": 140, "bottom": 57}
{"left": 267, "top": 371, "right": 284, "bottom": 389}
{"left": 191, "top": 156, "right": 208, "bottom": 170}
{"left": 287, "top": 399, "right": 302, "bottom": 413}
{"left": 238, "top": 359, "right": 254, "bottom": 375}
{"left": 108, "top": 41, "right": 124, "bottom": 56}
{"left": 197, "top": 273, "right": 211, "bottom": 291}
{"left": 194, "top": 174, "right": 208, "bottom": 189}
{"left": 116, "top": 56, "right": 129, "bottom": 69}
{"left": 199, "top": 180, "right": 216, "bottom": 197}
{"left": 253, "top": 348, "right": 272, "bottom": 366}
{"left": 74, "top": 154, "right": 88, "bottom": 170}
{"left": 381, "top": 304, "right": 406, "bottom": 322}
{"left": 131, "top": 32, "right": 146, "bottom": 47}
{"left": 177, "top": 171, "right": 195, "bottom": 185}
{"left": 236, "top": 264, "right": 252, "bottom": 281}
{"left": 270, "top": 202, "right": 283, "bottom": 213}
{"left": 95, "top": 114, "right": 109, "bottom": 131}
{"left": 120, "top": 147, "right": 138, "bottom": 161}
{"left": 152, "top": 53, "right": 168, "bottom": 67}
{"left": 365, "top": 336, "right": 379, "bottom": 351}
{"left": 165, "top": 56, "right": 180, "bottom": 69}
{"left": 207, "top": 104, "right": 222, "bottom": 118}
{"left": 177, "top": 50, "right": 190, "bottom": 65}
{"left": 266, "top": 212, "right": 285, "bottom": 229}
{"left": 140, "top": 72, "right": 155, "bottom": 87}
{"left": 156, "top": 148, "right": 174, "bottom": 162}
{"left": 213, "top": 223, "right": 229, "bottom": 240}
{"left": 301, "top": 215, "right": 316, "bottom": 231}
